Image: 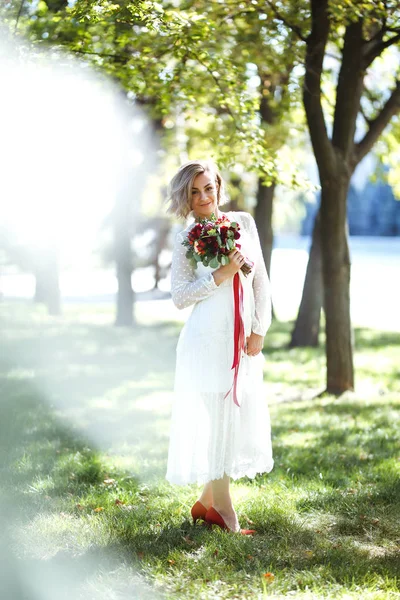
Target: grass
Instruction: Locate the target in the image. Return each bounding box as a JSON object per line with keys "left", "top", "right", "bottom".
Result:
{"left": 0, "top": 301, "right": 399, "bottom": 599}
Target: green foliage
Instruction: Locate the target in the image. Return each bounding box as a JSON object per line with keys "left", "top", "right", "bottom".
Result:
{"left": 2, "top": 0, "right": 399, "bottom": 194}
{"left": 4, "top": 0, "right": 306, "bottom": 183}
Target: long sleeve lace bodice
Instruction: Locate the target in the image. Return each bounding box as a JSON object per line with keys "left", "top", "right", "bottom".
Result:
{"left": 170, "top": 212, "right": 272, "bottom": 336}
{"left": 170, "top": 230, "right": 218, "bottom": 310}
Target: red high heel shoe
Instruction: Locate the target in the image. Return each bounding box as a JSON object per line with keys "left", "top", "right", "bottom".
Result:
{"left": 191, "top": 501, "right": 207, "bottom": 524}
{"left": 205, "top": 507, "right": 256, "bottom": 535}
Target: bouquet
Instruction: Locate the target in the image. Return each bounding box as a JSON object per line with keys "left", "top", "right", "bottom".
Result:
{"left": 182, "top": 213, "right": 253, "bottom": 276}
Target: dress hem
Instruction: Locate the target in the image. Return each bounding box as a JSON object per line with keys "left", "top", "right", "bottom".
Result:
{"left": 166, "top": 460, "right": 274, "bottom": 487}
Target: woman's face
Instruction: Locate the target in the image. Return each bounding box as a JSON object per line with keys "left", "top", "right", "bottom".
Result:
{"left": 190, "top": 171, "right": 219, "bottom": 219}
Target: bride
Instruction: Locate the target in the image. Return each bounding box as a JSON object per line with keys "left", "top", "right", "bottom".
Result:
{"left": 166, "top": 159, "right": 273, "bottom": 534}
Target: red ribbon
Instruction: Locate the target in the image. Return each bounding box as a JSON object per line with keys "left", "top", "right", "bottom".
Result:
{"left": 224, "top": 272, "right": 245, "bottom": 407}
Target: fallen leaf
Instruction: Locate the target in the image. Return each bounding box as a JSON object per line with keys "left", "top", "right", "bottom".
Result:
{"left": 371, "top": 518, "right": 380, "bottom": 525}
{"left": 137, "top": 552, "right": 144, "bottom": 560}
{"left": 168, "top": 559, "right": 176, "bottom": 565}
{"left": 263, "top": 572, "right": 274, "bottom": 582}
{"left": 104, "top": 479, "right": 116, "bottom": 485}
{"left": 305, "top": 550, "right": 314, "bottom": 558}
{"left": 94, "top": 507, "right": 104, "bottom": 512}
{"left": 213, "top": 549, "right": 219, "bottom": 557}
{"left": 247, "top": 555, "right": 254, "bottom": 560}
{"left": 114, "top": 499, "right": 124, "bottom": 505}
{"left": 76, "top": 503, "right": 84, "bottom": 510}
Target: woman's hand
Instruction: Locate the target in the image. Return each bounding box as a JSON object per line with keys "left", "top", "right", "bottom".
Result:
{"left": 245, "top": 332, "right": 264, "bottom": 356}
{"left": 212, "top": 249, "right": 246, "bottom": 286}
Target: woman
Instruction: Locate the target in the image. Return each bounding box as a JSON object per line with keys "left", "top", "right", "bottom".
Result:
{"left": 166, "top": 159, "right": 273, "bottom": 534}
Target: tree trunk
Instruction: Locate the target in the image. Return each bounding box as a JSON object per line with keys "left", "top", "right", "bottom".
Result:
{"left": 320, "top": 170, "right": 354, "bottom": 393}
{"left": 112, "top": 90, "right": 140, "bottom": 327}
{"left": 254, "top": 179, "right": 274, "bottom": 279}
{"left": 34, "top": 272, "right": 46, "bottom": 304}
{"left": 290, "top": 210, "right": 323, "bottom": 347}
{"left": 33, "top": 249, "right": 61, "bottom": 316}
{"left": 115, "top": 226, "right": 134, "bottom": 327}
{"left": 153, "top": 219, "right": 170, "bottom": 290}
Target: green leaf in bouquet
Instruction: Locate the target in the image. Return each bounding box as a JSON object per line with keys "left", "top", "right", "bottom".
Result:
{"left": 227, "top": 230, "right": 234, "bottom": 238}
{"left": 221, "top": 255, "right": 229, "bottom": 266}
{"left": 194, "top": 253, "right": 202, "bottom": 262}
{"left": 209, "top": 257, "right": 219, "bottom": 268}
{"left": 186, "top": 250, "right": 192, "bottom": 259}
{"left": 227, "top": 238, "right": 234, "bottom": 250}
{"left": 230, "top": 222, "right": 238, "bottom": 229}
{"left": 217, "top": 234, "right": 222, "bottom": 245}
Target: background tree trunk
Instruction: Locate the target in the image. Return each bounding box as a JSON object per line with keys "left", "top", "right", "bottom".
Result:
{"left": 254, "top": 179, "right": 274, "bottom": 279}
{"left": 33, "top": 248, "right": 61, "bottom": 316}
{"left": 290, "top": 210, "right": 323, "bottom": 347}
{"left": 115, "top": 237, "right": 134, "bottom": 326}
{"left": 320, "top": 170, "right": 354, "bottom": 393}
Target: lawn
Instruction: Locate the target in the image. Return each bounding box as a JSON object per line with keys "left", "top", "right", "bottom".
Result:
{"left": 0, "top": 302, "right": 399, "bottom": 599}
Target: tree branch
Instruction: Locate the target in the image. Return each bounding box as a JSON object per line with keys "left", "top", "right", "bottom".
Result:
{"left": 363, "top": 32, "right": 400, "bottom": 69}
{"left": 384, "top": 27, "right": 400, "bottom": 34}
{"left": 332, "top": 19, "right": 364, "bottom": 157}
{"left": 303, "top": 0, "right": 334, "bottom": 179}
{"left": 359, "top": 102, "right": 372, "bottom": 127}
{"left": 354, "top": 79, "right": 400, "bottom": 165}
{"left": 186, "top": 49, "right": 240, "bottom": 128}
{"left": 265, "top": 0, "right": 308, "bottom": 42}
{"left": 14, "top": 0, "right": 25, "bottom": 33}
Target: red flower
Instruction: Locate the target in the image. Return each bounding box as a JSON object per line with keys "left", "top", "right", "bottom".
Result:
{"left": 203, "top": 236, "right": 219, "bottom": 254}
{"left": 220, "top": 226, "right": 229, "bottom": 242}
{"left": 188, "top": 223, "right": 203, "bottom": 243}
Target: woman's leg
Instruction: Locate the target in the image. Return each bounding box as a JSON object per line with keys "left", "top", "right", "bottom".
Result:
{"left": 211, "top": 474, "right": 239, "bottom": 532}
{"left": 198, "top": 481, "right": 213, "bottom": 509}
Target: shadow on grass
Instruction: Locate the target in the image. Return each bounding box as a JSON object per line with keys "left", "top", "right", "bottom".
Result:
{"left": 0, "top": 305, "right": 178, "bottom": 488}
{"left": 1, "top": 304, "right": 400, "bottom": 597}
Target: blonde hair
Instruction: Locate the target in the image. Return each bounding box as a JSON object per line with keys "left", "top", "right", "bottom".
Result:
{"left": 166, "top": 159, "right": 227, "bottom": 219}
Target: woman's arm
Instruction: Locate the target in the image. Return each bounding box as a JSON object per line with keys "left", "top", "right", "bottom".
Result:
{"left": 244, "top": 213, "right": 272, "bottom": 336}
{"left": 171, "top": 231, "right": 218, "bottom": 310}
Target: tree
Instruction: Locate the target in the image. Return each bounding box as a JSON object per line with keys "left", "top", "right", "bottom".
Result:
{"left": 280, "top": 0, "right": 400, "bottom": 392}
{"left": 0, "top": 227, "right": 61, "bottom": 316}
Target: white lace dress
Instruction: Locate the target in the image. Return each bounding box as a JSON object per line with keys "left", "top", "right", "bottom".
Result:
{"left": 166, "top": 211, "right": 274, "bottom": 485}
